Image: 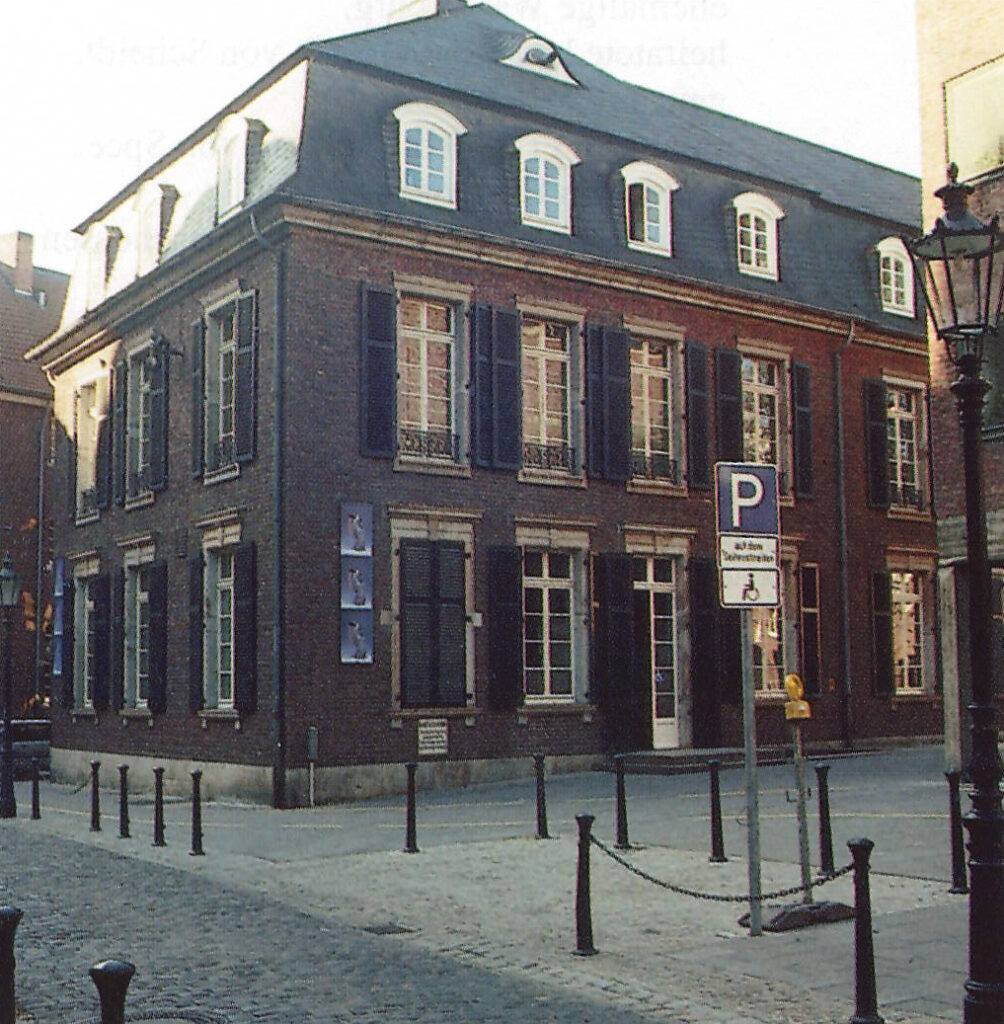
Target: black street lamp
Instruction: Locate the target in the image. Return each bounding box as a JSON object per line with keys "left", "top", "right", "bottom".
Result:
{"left": 0, "top": 553, "right": 19, "bottom": 819}
{"left": 906, "top": 164, "right": 1004, "bottom": 1024}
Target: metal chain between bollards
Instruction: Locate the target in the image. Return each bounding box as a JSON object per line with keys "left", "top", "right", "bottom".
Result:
{"left": 589, "top": 832, "right": 853, "bottom": 903}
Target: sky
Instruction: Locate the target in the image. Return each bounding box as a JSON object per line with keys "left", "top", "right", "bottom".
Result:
{"left": 1, "top": 0, "right": 921, "bottom": 275}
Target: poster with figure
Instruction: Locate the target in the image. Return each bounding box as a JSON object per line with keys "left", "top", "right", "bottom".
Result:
{"left": 341, "top": 611, "right": 374, "bottom": 664}
{"left": 341, "top": 556, "right": 373, "bottom": 609}
{"left": 340, "top": 503, "right": 374, "bottom": 664}
{"left": 340, "top": 503, "right": 373, "bottom": 556}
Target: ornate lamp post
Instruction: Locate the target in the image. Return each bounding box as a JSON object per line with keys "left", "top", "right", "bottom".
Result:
{"left": 906, "top": 164, "right": 1004, "bottom": 1023}
{"left": 0, "top": 554, "right": 19, "bottom": 819}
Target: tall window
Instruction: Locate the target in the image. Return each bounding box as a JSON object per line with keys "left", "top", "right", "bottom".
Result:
{"left": 75, "top": 379, "right": 108, "bottom": 519}
{"left": 129, "top": 351, "right": 153, "bottom": 493}
{"left": 74, "top": 579, "right": 98, "bottom": 709}
{"left": 750, "top": 563, "right": 799, "bottom": 696}
{"left": 522, "top": 318, "right": 573, "bottom": 471}
{"left": 886, "top": 385, "right": 920, "bottom": 508}
{"left": 741, "top": 355, "right": 781, "bottom": 466}
{"left": 877, "top": 237, "right": 914, "bottom": 317}
{"left": 515, "top": 134, "right": 580, "bottom": 234}
{"left": 630, "top": 340, "right": 676, "bottom": 482}
{"left": 622, "top": 162, "right": 678, "bottom": 256}
{"left": 891, "top": 571, "right": 924, "bottom": 693}
{"left": 125, "top": 567, "right": 151, "bottom": 709}
{"left": 204, "top": 549, "right": 235, "bottom": 709}
{"left": 523, "top": 550, "right": 575, "bottom": 700}
{"left": 393, "top": 103, "right": 466, "bottom": 209}
{"left": 398, "top": 297, "right": 457, "bottom": 461}
{"left": 732, "top": 193, "right": 783, "bottom": 280}
{"left": 632, "top": 556, "right": 678, "bottom": 726}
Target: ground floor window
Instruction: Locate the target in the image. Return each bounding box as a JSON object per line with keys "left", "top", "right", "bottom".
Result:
{"left": 750, "top": 562, "right": 799, "bottom": 696}
{"left": 872, "top": 566, "right": 934, "bottom": 697}
{"left": 632, "top": 556, "right": 678, "bottom": 721}
{"left": 891, "top": 571, "right": 924, "bottom": 694}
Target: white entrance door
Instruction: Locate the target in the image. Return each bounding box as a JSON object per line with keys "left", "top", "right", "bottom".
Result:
{"left": 634, "top": 556, "right": 680, "bottom": 749}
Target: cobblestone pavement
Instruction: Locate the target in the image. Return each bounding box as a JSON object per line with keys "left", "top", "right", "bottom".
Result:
{"left": 0, "top": 747, "right": 970, "bottom": 1023}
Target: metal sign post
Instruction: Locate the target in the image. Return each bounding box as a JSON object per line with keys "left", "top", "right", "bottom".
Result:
{"left": 715, "top": 463, "right": 780, "bottom": 938}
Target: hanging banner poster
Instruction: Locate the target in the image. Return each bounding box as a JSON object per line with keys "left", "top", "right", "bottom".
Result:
{"left": 340, "top": 503, "right": 374, "bottom": 664}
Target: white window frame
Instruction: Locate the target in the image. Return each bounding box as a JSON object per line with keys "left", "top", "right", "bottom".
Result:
{"left": 203, "top": 293, "right": 243, "bottom": 477}
{"left": 213, "top": 115, "right": 251, "bottom": 221}
{"left": 630, "top": 337, "right": 680, "bottom": 484}
{"left": 884, "top": 378, "right": 926, "bottom": 511}
{"left": 126, "top": 342, "right": 155, "bottom": 498}
{"left": 136, "top": 182, "right": 164, "bottom": 276}
{"left": 393, "top": 103, "right": 466, "bottom": 210}
{"left": 621, "top": 162, "right": 679, "bottom": 257}
{"left": 74, "top": 373, "right": 108, "bottom": 522}
{"left": 82, "top": 223, "right": 120, "bottom": 312}
{"left": 124, "top": 567, "right": 151, "bottom": 710}
{"left": 732, "top": 192, "right": 784, "bottom": 280}
{"left": 877, "top": 237, "right": 915, "bottom": 317}
{"left": 72, "top": 561, "right": 101, "bottom": 711}
{"left": 751, "top": 555, "right": 800, "bottom": 699}
{"left": 515, "top": 134, "right": 580, "bottom": 234}
{"left": 890, "top": 570, "right": 925, "bottom": 694}
{"left": 203, "top": 545, "right": 236, "bottom": 711}
{"left": 521, "top": 550, "right": 579, "bottom": 703}
{"left": 632, "top": 554, "right": 680, "bottom": 711}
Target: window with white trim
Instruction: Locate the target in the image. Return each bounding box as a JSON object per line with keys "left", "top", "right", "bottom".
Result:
{"left": 890, "top": 571, "right": 924, "bottom": 693}
{"left": 521, "top": 316, "right": 579, "bottom": 473}
{"left": 74, "top": 577, "right": 98, "bottom": 710}
{"left": 393, "top": 103, "right": 466, "bottom": 209}
{"left": 74, "top": 377, "right": 108, "bottom": 520}
{"left": 127, "top": 347, "right": 154, "bottom": 496}
{"left": 751, "top": 560, "right": 799, "bottom": 697}
{"left": 886, "top": 384, "right": 922, "bottom": 510}
{"left": 515, "top": 134, "right": 580, "bottom": 234}
{"left": 213, "top": 116, "right": 265, "bottom": 221}
{"left": 732, "top": 192, "right": 783, "bottom": 280}
{"left": 631, "top": 339, "right": 678, "bottom": 483}
{"left": 124, "top": 565, "right": 151, "bottom": 709}
{"left": 204, "top": 548, "right": 235, "bottom": 710}
{"left": 83, "top": 224, "right": 121, "bottom": 312}
{"left": 398, "top": 296, "right": 458, "bottom": 462}
{"left": 741, "top": 355, "right": 782, "bottom": 467}
{"left": 877, "top": 237, "right": 914, "bottom": 317}
{"left": 523, "top": 550, "right": 580, "bottom": 701}
{"left": 621, "top": 162, "right": 678, "bottom": 256}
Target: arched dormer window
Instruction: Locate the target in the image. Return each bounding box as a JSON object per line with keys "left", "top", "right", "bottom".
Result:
{"left": 514, "top": 134, "right": 580, "bottom": 234}
{"left": 501, "top": 37, "right": 578, "bottom": 86}
{"left": 393, "top": 102, "right": 467, "bottom": 209}
{"left": 135, "top": 181, "right": 179, "bottom": 276}
{"left": 82, "top": 222, "right": 123, "bottom": 312}
{"left": 732, "top": 192, "right": 784, "bottom": 280}
{"left": 621, "top": 162, "right": 680, "bottom": 256}
{"left": 877, "top": 237, "right": 915, "bottom": 317}
{"left": 213, "top": 115, "right": 266, "bottom": 221}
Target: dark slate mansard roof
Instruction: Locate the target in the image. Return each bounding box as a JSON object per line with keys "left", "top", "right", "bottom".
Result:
{"left": 278, "top": 2, "right": 923, "bottom": 336}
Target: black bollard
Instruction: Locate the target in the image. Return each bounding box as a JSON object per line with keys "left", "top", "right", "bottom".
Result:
{"left": 0, "top": 906, "right": 23, "bottom": 1024}
{"left": 118, "top": 765, "right": 129, "bottom": 839}
{"left": 89, "top": 959, "right": 135, "bottom": 1024}
{"left": 709, "top": 759, "right": 727, "bottom": 863}
{"left": 190, "top": 769, "right": 204, "bottom": 856}
{"left": 945, "top": 770, "right": 968, "bottom": 895}
{"left": 848, "top": 838, "right": 883, "bottom": 1024}
{"left": 404, "top": 762, "right": 418, "bottom": 854}
{"left": 614, "top": 754, "right": 630, "bottom": 850}
{"left": 815, "top": 763, "right": 835, "bottom": 875}
{"left": 89, "top": 760, "right": 101, "bottom": 832}
{"left": 152, "top": 767, "right": 166, "bottom": 847}
{"left": 574, "top": 814, "right": 597, "bottom": 956}
{"left": 30, "top": 759, "right": 39, "bottom": 821}
{"left": 534, "top": 753, "right": 550, "bottom": 840}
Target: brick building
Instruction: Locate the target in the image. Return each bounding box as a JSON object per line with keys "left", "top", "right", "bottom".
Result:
{"left": 915, "top": 1, "right": 1004, "bottom": 772}
{"left": 0, "top": 231, "right": 68, "bottom": 713}
{"left": 28, "top": 1, "right": 939, "bottom": 805}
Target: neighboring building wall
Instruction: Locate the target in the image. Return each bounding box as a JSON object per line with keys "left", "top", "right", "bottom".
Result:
{"left": 916, "top": 1, "right": 1004, "bottom": 771}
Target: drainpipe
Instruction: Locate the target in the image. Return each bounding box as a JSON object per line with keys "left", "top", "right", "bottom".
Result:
{"left": 33, "top": 410, "right": 48, "bottom": 702}
{"left": 250, "top": 210, "right": 287, "bottom": 809}
{"left": 834, "top": 319, "right": 855, "bottom": 749}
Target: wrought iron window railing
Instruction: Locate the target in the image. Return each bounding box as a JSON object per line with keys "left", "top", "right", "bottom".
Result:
{"left": 398, "top": 428, "right": 459, "bottom": 462}
{"left": 522, "top": 441, "right": 574, "bottom": 472}
{"left": 207, "top": 436, "right": 236, "bottom": 474}
{"left": 889, "top": 483, "right": 924, "bottom": 510}
{"left": 631, "top": 451, "right": 678, "bottom": 483}
{"left": 128, "top": 467, "right": 151, "bottom": 496}
{"left": 77, "top": 487, "right": 98, "bottom": 518}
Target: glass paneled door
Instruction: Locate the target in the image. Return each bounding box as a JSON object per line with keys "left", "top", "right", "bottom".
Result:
{"left": 633, "top": 556, "right": 680, "bottom": 749}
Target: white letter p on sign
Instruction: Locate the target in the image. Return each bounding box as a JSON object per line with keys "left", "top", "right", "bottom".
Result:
{"left": 731, "top": 472, "right": 764, "bottom": 528}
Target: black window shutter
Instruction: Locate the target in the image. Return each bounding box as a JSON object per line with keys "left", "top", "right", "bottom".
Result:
{"left": 492, "top": 308, "right": 522, "bottom": 470}
{"left": 864, "top": 379, "right": 890, "bottom": 508}
{"left": 148, "top": 560, "right": 168, "bottom": 714}
{"left": 91, "top": 574, "right": 111, "bottom": 712}
{"left": 488, "top": 546, "right": 524, "bottom": 709}
{"left": 400, "top": 539, "right": 434, "bottom": 708}
{"left": 719, "top": 608, "right": 742, "bottom": 705}
{"left": 799, "top": 564, "right": 821, "bottom": 697}
{"left": 359, "top": 284, "right": 397, "bottom": 459}
{"left": 191, "top": 318, "right": 205, "bottom": 478}
{"left": 111, "top": 568, "right": 125, "bottom": 712}
{"left": 872, "top": 571, "right": 894, "bottom": 697}
{"left": 603, "top": 328, "right": 632, "bottom": 482}
{"left": 235, "top": 292, "right": 257, "bottom": 463}
{"left": 96, "top": 386, "right": 111, "bottom": 510}
{"left": 436, "top": 542, "right": 467, "bottom": 708}
{"left": 112, "top": 359, "right": 127, "bottom": 505}
{"left": 627, "top": 182, "right": 645, "bottom": 242}
{"left": 189, "top": 555, "right": 204, "bottom": 712}
{"left": 792, "top": 361, "right": 813, "bottom": 499}
{"left": 233, "top": 542, "right": 257, "bottom": 715}
{"left": 67, "top": 406, "right": 77, "bottom": 520}
{"left": 61, "top": 579, "right": 75, "bottom": 709}
{"left": 685, "top": 342, "right": 711, "bottom": 489}
{"left": 149, "top": 340, "right": 169, "bottom": 491}
{"left": 593, "top": 553, "right": 636, "bottom": 749}
{"left": 585, "top": 324, "right": 605, "bottom": 479}
{"left": 470, "top": 303, "right": 494, "bottom": 468}
{"left": 715, "top": 347, "right": 743, "bottom": 463}
{"left": 689, "top": 557, "right": 721, "bottom": 747}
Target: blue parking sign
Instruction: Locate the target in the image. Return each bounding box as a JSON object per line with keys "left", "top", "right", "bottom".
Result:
{"left": 715, "top": 463, "right": 779, "bottom": 537}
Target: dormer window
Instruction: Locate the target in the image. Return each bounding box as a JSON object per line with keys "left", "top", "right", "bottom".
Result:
{"left": 213, "top": 115, "right": 266, "bottom": 221}
{"left": 136, "top": 181, "right": 179, "bottom": 276}
{"left": 732, "top": 192, "right": 784, "bottom": 280}
{"left": 877, "top": 237, "right": 914, "bottom": 317}
{"left": 515, "top": 134, "right": 580, "bottom": 234}
{"left": 621, "top": 162, "right": 679, "bottom": 256}
{"left": 501, "top": 37, "right": 578, "bottom": 85}
{"left": 393, "top": 103, "right": 467, "bottom": 209}
{"left": 83, "top": 223, "right": 122, "bottom": 312}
